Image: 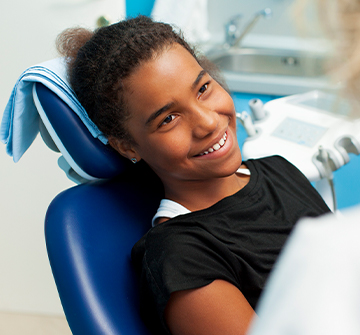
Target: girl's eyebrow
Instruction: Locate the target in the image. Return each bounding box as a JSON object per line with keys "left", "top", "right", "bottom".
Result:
{"left": 145, "top": 69, "right": 208, "bottom": 126}
{"left": 146, "top": 102, "right": 175, "bottom": 126}
{"left": 192, "top": 70, "right": 207, "bottom": 90}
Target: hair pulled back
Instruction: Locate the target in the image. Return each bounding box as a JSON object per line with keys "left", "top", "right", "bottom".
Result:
{"left": 57, "top": 16, "right": 212, "bottom": 143}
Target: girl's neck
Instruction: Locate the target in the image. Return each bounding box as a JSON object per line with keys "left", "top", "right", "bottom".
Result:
{"left": 162, "top": 165, "right": 250, "bottom": 212}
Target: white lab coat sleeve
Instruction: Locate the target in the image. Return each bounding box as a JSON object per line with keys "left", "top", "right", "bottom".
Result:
{"left": 248, "top": 207, "right": 360, "bottom": 335}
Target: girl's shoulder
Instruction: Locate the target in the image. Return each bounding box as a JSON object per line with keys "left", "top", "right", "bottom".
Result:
{"left": 246, "top": 155, "right": 306, "bottom": 180}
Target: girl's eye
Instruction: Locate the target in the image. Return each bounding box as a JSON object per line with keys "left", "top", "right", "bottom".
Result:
{"left": 198, "top": 83, "right": 209, "bottom": 97}
{"left": 161, "top": 114, "right": 176, "bottom": 126}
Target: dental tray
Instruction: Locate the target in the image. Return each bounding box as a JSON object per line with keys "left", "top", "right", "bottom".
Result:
{"left": 241, "top": 90, "right": 360, "bottom": 181}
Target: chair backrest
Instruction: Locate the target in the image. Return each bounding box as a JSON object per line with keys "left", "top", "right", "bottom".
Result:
{"left": 34, "top": 82, "right": 163, "bottom": 334}
{"left": 33, "top": 82, "right": 129, "bottom": 182}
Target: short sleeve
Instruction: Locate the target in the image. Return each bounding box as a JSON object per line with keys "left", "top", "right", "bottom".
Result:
{"left": 133, "top": 223, "right": 242, "bottom": 331}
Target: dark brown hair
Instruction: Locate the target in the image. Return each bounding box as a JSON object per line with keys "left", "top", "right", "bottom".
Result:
{"left": 56, "top": 15, "right": 225, "bottom": 143}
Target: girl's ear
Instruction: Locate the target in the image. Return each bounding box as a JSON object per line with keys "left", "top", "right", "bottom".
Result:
{"left": 108, "top": 136, "right": 141, "bottom": 163}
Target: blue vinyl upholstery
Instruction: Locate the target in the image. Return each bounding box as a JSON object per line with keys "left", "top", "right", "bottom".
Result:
{"left": 34, "top": 82, "right": 128, "bottom": 180}
{"left": 45, "top": 170, "right": 162, "bottom": 334}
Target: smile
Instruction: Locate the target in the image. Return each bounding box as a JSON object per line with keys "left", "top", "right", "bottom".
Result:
{"left": 198, "top": 132, "right": 227, "bottom": 156}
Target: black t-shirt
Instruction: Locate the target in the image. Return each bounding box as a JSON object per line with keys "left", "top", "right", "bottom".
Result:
{"left": 132, "top": 156, "right": 330, "bottom": 333}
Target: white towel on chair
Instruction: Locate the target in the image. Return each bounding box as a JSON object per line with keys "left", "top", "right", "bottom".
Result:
{"left": 151, "top": 0, "right": 210, "bottom": 44}
{"left": 1, "top": 58, "right": 106, "bottom": 163}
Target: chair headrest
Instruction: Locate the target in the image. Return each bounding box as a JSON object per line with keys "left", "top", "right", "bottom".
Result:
{"left": 33, "top": 82, "right": 130, "bottom": 181}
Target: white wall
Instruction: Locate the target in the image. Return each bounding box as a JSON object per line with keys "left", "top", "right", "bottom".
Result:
{"left": 0, "top": 0, "right": 125, "bottom": 316}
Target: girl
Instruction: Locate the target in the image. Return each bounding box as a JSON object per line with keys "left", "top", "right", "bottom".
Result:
{"left": 57, "top": 16, "right": 330, "bottom": 335}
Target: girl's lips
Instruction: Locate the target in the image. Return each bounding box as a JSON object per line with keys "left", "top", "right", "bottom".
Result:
{"left": 198, "top": 132, "right": 227, "bottom": 156}
{"left": 194, "top": 130, "right": 233, "bottom": 159}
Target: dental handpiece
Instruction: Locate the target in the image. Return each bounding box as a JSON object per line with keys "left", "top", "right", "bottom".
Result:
{"left": 249, "top": 98, "right": 266, "bottom": 121}
{"left": 236, "top": 111, "right": 257, "bottom": 137}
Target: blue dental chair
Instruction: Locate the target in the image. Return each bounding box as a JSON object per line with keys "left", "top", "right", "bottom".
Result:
{"left": 33, "top": 82, "right": 163, "bottom": 335}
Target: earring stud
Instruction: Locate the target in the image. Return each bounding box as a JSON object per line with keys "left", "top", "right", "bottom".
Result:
{"left": 131, "top": 158, "right": 137, "bottom": 164}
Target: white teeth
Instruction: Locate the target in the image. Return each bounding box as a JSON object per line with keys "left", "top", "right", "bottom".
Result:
{"left": 213, "top": 143, "right": 221, "bottom": 151}
{"left": 199, "top": 132, "right": 227, "bottom": 156}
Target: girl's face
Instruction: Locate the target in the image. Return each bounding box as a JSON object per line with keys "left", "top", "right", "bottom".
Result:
{"left": 119, "top": 43, "right": 242, "bottom": 188}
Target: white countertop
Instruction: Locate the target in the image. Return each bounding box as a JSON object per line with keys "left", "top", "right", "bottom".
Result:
{"left": 222, "top": 71, "right": 337, "bottom": 96}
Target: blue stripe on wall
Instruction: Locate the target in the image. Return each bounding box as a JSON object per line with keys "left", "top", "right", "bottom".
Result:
{"left": 125, "top": 0, "right": 156, "bottom": 17}
{"left": 333, "top": 154, "right": 360, "bottom": 209}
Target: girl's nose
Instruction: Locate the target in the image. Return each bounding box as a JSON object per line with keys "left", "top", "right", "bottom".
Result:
{"left": 191, "top": 107, "right": 220, "bottom": 139}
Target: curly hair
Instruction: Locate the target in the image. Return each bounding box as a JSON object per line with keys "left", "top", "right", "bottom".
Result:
{"left": 56, "top": 16, "right": 225, "bottom": 144}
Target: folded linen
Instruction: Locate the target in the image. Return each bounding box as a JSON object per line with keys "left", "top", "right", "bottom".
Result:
{"left": 1, "top": 58, "right": 107, "bottom": 163}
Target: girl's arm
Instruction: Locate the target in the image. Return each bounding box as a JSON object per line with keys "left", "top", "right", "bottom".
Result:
{"left": 164, "top": 279, "right": 256, "bottom": 335}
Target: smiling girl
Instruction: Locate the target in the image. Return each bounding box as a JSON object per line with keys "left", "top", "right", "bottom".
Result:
{"left": 57, "top": 16, "right": 330, "bottom": 335}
